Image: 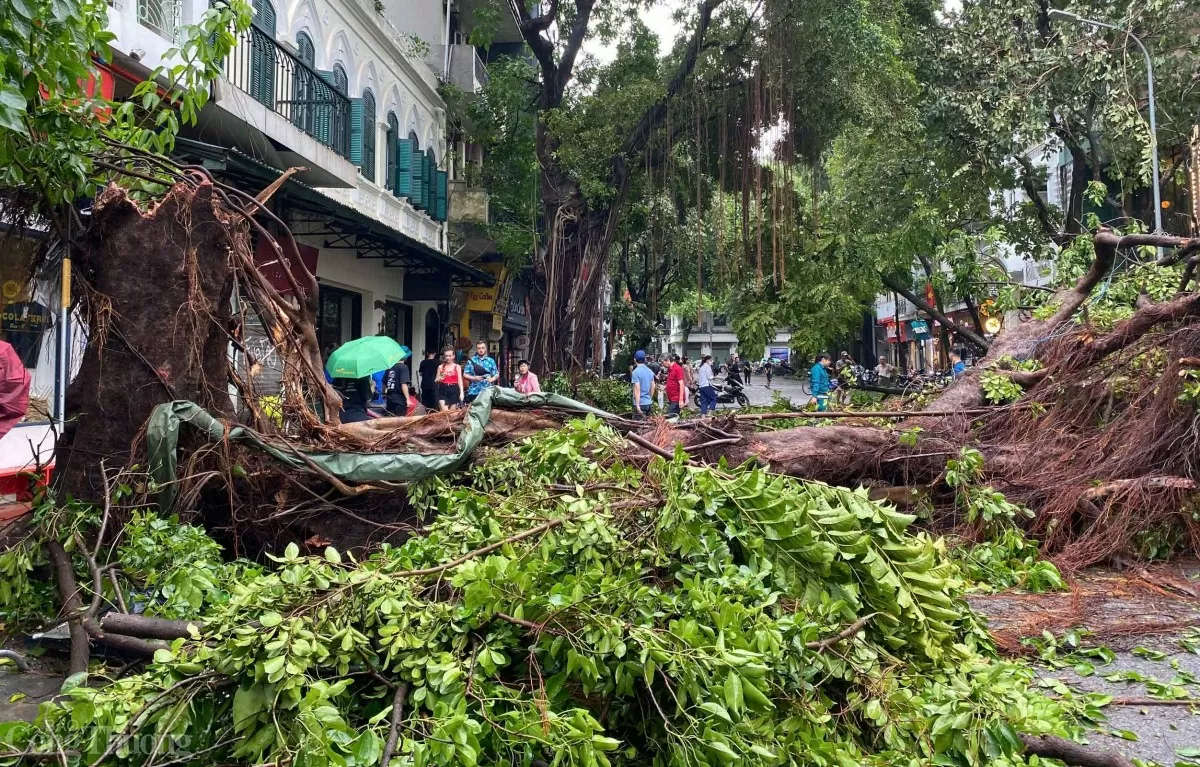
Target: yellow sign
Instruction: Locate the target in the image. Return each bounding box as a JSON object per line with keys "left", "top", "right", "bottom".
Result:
{"left": 984, "top": 316, "right": 1002, "bottom": 334}
{"left": 492, "top": 313, "right": 503, "bottom": 332}
{"left": 1, "top": 282, "right": 20, "bottom": 301}
{"left": 464, "top": 263, "right": 506, "bottom": 312}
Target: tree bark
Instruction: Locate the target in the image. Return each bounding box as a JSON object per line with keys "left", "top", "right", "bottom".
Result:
{"left": 56, "top": 182, "right": 239, "bottom": 501}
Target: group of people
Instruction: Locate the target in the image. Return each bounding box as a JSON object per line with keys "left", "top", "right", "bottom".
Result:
{"left": 333, "top": 340, "right": 542, "bottom": 424}
{"left": 629, "top": 350, "right": 725, "bottom": 418}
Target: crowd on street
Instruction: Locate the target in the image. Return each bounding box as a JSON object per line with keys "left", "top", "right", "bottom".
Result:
{"left": 324, "top": 336, "right": 974, "bottom": 424}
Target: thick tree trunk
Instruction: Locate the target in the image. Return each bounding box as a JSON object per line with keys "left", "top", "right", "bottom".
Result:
{"left": 56, "top": 183, "right": 240, "bottom": 500}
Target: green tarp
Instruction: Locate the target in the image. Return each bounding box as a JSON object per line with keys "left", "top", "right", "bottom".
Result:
{"left": 146, "top": 387, "right": 616, "bottom": 511}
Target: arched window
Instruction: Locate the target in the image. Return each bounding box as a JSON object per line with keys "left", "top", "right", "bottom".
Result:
{"left": 291, "top": 31, "right": 315, "bottom": 132}
{"left": 360, "top": 89, "right": 376, "bottom": 182}
{"left": 249, "top": 0, "right": 276, "bottom": 108}
{"left": 384, "top": 112, "right": 399, "bottom": 193}
{"left": 332, "top": 64, "right": 348, "bottom": 94}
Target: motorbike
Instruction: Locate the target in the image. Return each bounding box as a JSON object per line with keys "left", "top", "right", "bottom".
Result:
{"left": 688, "top": 377, "right": 751, "bottom": 408}
{"left": 715, "top": 377, "right": 750, "bottom": 408}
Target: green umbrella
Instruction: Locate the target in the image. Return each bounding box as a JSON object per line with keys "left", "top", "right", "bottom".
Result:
{"left": 325, "top": 336, "right": 405, "bottom": 379}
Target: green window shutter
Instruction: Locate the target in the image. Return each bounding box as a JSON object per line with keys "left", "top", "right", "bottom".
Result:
{"left": 410, "top": 150, "right": 425, "bottom": 209}
{"left": 424, "top": 149, "right": 435, "bottom": 210}
{"left": 314, "top": 70, "right": 334, "bottom": 146}
{"left": 395, "top": 138, "right": 413, "bottom": 198}
{"left": 348, "top": 98, "right": 364, "bottom": 167}
{"left": 435, "top": 170, "right": 448, "bottom": 222}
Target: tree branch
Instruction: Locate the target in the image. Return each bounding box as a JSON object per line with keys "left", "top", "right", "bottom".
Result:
{"left": 615, "top": 0, "right": 725, "bottom": 177}
{"left": 1019, "top": 734, "right": 1134, "bottom": 767}
{"left": 556, "top": 0, "right": 597, "bottom": 95}
{"left": 882, "top": 274, "right": 990, "bottom": 351}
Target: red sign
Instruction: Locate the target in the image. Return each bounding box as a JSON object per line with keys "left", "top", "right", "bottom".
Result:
{"left": 924, "top": 282, "right": 935, "bottom": 306}
{"left": 254, "top": 237, "right": 319, "bottom": 297}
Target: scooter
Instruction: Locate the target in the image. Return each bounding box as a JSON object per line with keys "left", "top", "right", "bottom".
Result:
{"left": 715, "top": 378, "right": 750, "bottom": 408}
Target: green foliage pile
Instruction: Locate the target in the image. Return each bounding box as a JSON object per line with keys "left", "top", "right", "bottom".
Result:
{"left": 2, "top": 417, "right": 1084, "bottom": 766}
{"left": 544, "top": 372, "right": 634, "bottom": 416}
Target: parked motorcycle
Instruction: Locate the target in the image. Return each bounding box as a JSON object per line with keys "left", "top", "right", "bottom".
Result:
{"left": 715, "top": 378, "right": 750, "bottom": 408}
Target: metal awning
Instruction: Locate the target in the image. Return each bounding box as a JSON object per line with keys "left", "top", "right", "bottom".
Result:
{"left": 172, "top": 138, "right": 494, "bottom": 287}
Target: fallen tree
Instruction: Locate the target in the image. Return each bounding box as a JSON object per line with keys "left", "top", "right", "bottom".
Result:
{"left": 1, "top": 419, "right": 1127, "bottom": 767}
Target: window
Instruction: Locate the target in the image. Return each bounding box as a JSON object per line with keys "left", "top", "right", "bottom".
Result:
{"left": 408, "top": 131, "right": 424, "bottom": 207}
{"left": 381, "top": 302, "right": 412, "bottom": 347}
{"left": 357, "top": 89, "right": 376, "bottom": 182}
{"left": 249, "top": 0, "right": 276, "bottom": 108}
{"left": 332, "top": 65, "right": 348, "bottom": 94}
{"left": 385, "top": 112, "right": 399, "bottom": 192}
{"left": 291, "top": 32, "right": 315, "bottom": 132}
{"left": 317, "top": 285, "right": 362, "bottom": 358}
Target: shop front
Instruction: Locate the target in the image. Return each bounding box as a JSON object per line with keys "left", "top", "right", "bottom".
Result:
{"left": 502, "top": 275, "right": 530, "bottom": 383}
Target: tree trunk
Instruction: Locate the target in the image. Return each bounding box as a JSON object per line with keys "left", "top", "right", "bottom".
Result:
{"left": 56, "top": 182, "right": 239, "bottom": 500}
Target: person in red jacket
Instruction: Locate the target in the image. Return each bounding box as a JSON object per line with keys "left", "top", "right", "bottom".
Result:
{"left": 664, "top": 353, "right": 685, "bottom": 417}
{"left": 0, "top": 340, "right": 29, "bottom": 442}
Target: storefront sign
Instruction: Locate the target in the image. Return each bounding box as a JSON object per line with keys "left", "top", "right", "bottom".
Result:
{"left": 768, "top": 347, "right": 790, "bottom": 361}
{"left": 2, "top": 301, "right": 51, "bottom": 367}
{"left": 504, "top": 277, "right": 529, "bottom": 332}
{"left": 465, "top": 263, "right": 506, "bottom": 312}
{"left": 909, "top": 319, "right": 931, "bottom": 338}
{"left": 884, "top": 322, "right": 899, "bottom": 342}
{"left": 254, "top": 238, "right": 318, "bottom": 297}
{"left": 491, "top": 312, "right": 503, "bottom": 332}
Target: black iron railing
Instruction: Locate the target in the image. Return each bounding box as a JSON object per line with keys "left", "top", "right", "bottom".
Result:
{"left": 223, "top": 24, "right": 352, "bottom": 158}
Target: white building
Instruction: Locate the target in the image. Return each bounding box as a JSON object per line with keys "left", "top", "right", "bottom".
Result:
{"left": 873, "top": 141, "right": 1061, "bottom": 371}
{"left": 0, "top": 0, "right": 497, "bottom": 500}
{"left": 661, "top": 312, "right": 793, "bottom": 364}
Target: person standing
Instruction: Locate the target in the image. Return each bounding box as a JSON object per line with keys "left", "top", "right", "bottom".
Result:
{"left": 951, "top": 351, "right": 966, "bottom": 378}
{"left": 765, "top": 362, "right": 773, "bottom": 389}
{"left": 334, "top": 375, "right": 373, "bottom": 423}
{"left": 630, "top": 350, "right": 655, "bottom": 419}
{"left": 743, "top": 357, "right": 752, "bottom": 385}
{"left": 382, "top": 346, "right": 413, "bottom": 417}
{"left": 514, "top": 359, "right": 541, "bottom": 394}
{"left": 665, "top": 353, "right": 685, "bottom": 416}
{"left": 463, "top": 340, "right": 499, "bottom": 403}
{"left": 436, "top": 348, "right": 464, "bottom": 410}
{"left": 680, "top": 356, "right": 694, "bottom": 408}
{"left": 697, "top": 355, "right": 717, "bottom": 416}
{"left": 811, "top": 353, "right": 833, "bottom": 412}
{"left": 418, "top": 350, "right": 439, "bottom": 410}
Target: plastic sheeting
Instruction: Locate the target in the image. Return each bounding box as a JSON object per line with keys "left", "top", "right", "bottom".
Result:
{"left": 146, "top": 387, "right": 615, "bottom": 510}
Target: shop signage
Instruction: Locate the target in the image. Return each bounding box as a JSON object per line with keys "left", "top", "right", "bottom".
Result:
{"left": 909, "top": 319, "right": 931, "bottom": 338}
{"left": 254, "top": 238, "right": 318, "bottom": 297}
{"left": 885, "top": 323, "right": 899, "bottom": 342}
{"left": 491, "top": 312, "right": 503, "bottom": 332}
{"left": 465, "top": 263, "right": 506, "bottom": 312}
{"left": 2, "top": 301, "right": 51, "bottom": 366}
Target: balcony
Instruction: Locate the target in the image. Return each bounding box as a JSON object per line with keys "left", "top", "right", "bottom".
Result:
{"left": 137, "top": 0, "right": 181, "bottom": 40}
{"left": 224, "top": 25, "right": 352, "bottom": 157}
{"left": 428, "top": 45, "right": 489, "bottom": 94}
{"left": 207, "top": 24, "right": 359, "bottom": 187}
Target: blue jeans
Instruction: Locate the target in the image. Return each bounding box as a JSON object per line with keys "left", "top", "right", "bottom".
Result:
{"left": 699, "top": 386, "right": 717, "bottom": 415}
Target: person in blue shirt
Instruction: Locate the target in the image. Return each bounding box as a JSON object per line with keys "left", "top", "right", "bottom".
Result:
{"left": 630, "top": 349, "right": 655, "bottom": 419}
{"left": 463, "top": 340, "right": 499, "bottom": 402}
{"left": 951, "top": 351, "right": 966, "bottom": 378}
{"left": 810, "top": 353, "right": 833, "bottom": 411}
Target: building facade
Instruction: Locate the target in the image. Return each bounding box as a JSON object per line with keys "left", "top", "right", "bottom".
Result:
{"left": 662, "top": 312, "right": 793, "bottom": 365}
{"left": 0, "top": 0, "right": 497, "bottom": 497}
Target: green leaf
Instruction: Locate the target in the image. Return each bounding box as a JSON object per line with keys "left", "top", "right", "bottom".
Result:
{"left": 60, "top": 672, "right": 88, "bottom": 694}
{"left": 1177, "top": 747, "right": 1200, "bottom": 758}
{"left": 284, "top": 542, "right": 300, "bottom": 559}
{"left": 705, "top": 740, "right": 738, "bottom": 762}
{"left": 324, "top": 546, "right": 342, "bottom": 564}
{"left": 260, "top": 612, "right": 283, "bottom": 627}
{"left": 233, "top": 684, "right": 265, "bottom": 731}
{"left": 699, "top": 701, "right": 732, "bottom": 723}
{"left": 0, "top": 85, "right": 28, "bottom": 134}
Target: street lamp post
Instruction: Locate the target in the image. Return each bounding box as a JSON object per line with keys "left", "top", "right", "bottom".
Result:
{"left": 1048, "top": 9, "right": 1162, "bottom": 235}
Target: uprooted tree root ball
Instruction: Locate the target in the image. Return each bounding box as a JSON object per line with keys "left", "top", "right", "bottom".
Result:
{"left": 0, "top": 419, "right": 1126, "bottom": 767}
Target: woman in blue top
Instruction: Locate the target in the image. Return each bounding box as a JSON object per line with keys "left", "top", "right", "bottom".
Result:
{"left": 810, "top": 353, "right": 833, "bottom": 411}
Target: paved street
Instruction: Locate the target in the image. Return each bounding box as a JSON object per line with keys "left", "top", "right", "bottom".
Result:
{"left": 704, "top": 374, "right": 813, "bottom": 410}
